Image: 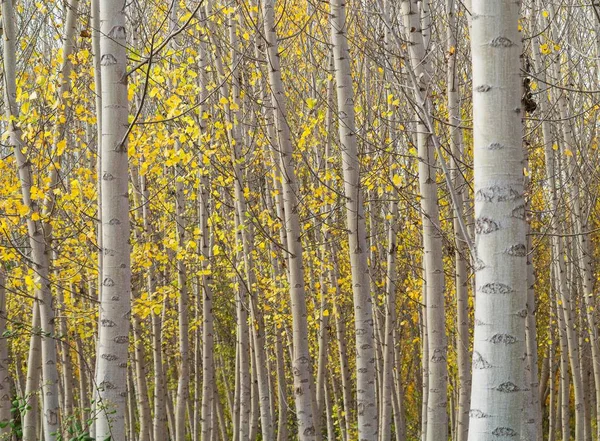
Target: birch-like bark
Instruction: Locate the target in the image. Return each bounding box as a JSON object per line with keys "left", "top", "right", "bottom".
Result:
{"left": 95, "top": 1, "right": 131, "bottom": 439}
{"left": 75, "top": 335, "right": 90, "bottom": 429}
{"left": 0, "top": 269, "right": 10, "bottom": 437}
{"left": 174, "top": 142, "right": 190, "bottom": 441}
{"left": 139, "top": 167, "right": 167, "bottom": 441}
{"left": 446, "top": 1, "right": 470, "bottom": 439}
{"left": 399, "top": 2, "right": 448, "bottom": 439}
{"left": 275, "top": 329, "right": 288, "bottom": 441}
{"left": 467, "top": 0, "right": 527, "bottom": 440}
{"left": 56, "top": 281, "right": 74, "bottom": 426}
{"left": 22, "top": 304, "right": 41, "bottom": 441}
{"left": 2, "top": 1, "right": 61, "bottom": 437}
{"left": 330, "top": 0, "right": 378, "bottom": 437}
{"left": 380, "top": 192, "right": 399, "bottom": 441}
{"left": 132, "top": 316, "right": 152, "bottom": 441}
{"left": 198, "top": 16, "right": 215, "bottom": 438}
{"left": 263, "top": 0, "right": 317, "bottom": 437}
{"left": 233, "top": 212, "right": 251, "bottom": 441}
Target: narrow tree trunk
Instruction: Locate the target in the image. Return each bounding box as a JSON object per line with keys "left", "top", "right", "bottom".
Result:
{"left": 0, "top": 269, "right": 11, "bottom": 438}
{"left": 446, "top": 1, "right": 470, "bottom": 439}
{"left": 22, "top": 305, "right": 41, "bottom": 441}
{"left": 262, "top": 0, "right": 318, "bottom": 437}
{"left": 330, "top": 0, "right": 378, "bottom": 437}
{"left": 2, "top": 0, "right": 61, "bottom": 437}
{"left": 132, "top": 316, "right": 152, "bottom": 441}
{"left": 95, "top": 1, "right": 131, "bottom": 439}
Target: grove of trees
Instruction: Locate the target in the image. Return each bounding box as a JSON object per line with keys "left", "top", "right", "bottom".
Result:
{"left": 0, "top": 0, "right": 598, "bottom": 440}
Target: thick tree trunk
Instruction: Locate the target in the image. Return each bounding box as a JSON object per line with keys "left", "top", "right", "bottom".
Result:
{"left": 467, "top": 1, "right": 527, "bottom": 440}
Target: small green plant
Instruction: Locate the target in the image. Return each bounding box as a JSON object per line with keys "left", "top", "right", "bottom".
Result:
{"left": 0, "top": 395, "right": 29, "bottom": 439}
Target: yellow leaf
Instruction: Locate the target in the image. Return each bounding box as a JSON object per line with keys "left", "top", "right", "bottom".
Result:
{"left": 322, "top": 309, "right": 329, "bottom": 317}
{"left": 542, "top": 10, "right": 549, "bottom": 17}
{"left": 564, "top": 148, "right": 573, "bottom": 157}
{"left": 31, "top": 212, "right": 40, "bottom": 221}
{"left": 307, "top": 98, "right": 317, "bottom": 110}
{"left": 57, "top": 139, "right": 67, "bottom": 156}
{"left": 18, "top": 204, "right": 29, "bottom": 216}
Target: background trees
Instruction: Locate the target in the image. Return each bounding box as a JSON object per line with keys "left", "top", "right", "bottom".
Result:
{"left": 0, "top": 0, "right": 599, "bottom": 440}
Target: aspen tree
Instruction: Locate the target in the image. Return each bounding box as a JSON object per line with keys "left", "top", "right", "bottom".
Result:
{"left": 330, "top": 0, "right": 378, "bottom": 438}
{"left": 95, "top": 1, "right": 131, "bottom": 440}
{"left": 446, "top": 0, "right": 471, "bottom": 439}
{"left": 198, "top": 8, "right": 216, "bottom": 439}
{"left": 2, "top": 1, "right": 62, "bottom": 438}
{"left": 399, "top": 0, "right": 449, "bottom": 437}
{"left": 263, "top": 0, "right": 318, "bottom": 437}
{"left": 0, "top": 269, "right": 10, "bottom": 437}
{"left": 468, "top": 1, "right": 527, "bottom": 440}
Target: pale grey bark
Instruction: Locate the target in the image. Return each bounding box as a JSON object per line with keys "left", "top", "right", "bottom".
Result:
{"left": 22, "top": 305, "right": 41, "bottom": 441}
{"left": 95, "top": 1, "right": 131, "bottom": 440}
{"left": 446, "top": 1, "right": 470, "bottom": 440}
{"left": 199, "top": 44, "right": 216, "bottom": 441}
{"left": 132, "top": 316, "right": 152, "bottom": 441}
{"left": 467, "top": 0, "right": 527, "bottom": 440}
{"left": 56, "top": 281, "right": 74, "bottom": 428}
{"left": 275, "top": 330, "right": 288, "bottom": 441}
{"left": 2, "top": 0, "right": 61, "bottom": 437}
{"left": 330, "top": 0, "right": 378, "bottom": 437}
{"left": 420, "top": 297, "right": 428, "bottom": 441}
{"left": 399, "top": 2, "right": 448, "bottom": 439}
{"left": 174, "top": 142, "right": 190, "bottom": 441}
{"left": 380, "top": 193, "right": 398, "bottom": 441}
{"left": 0, "top": 269, "right": 10, "bottom": 438}
{"left": 263, "top": 0, "right": 318, "bottom": 437}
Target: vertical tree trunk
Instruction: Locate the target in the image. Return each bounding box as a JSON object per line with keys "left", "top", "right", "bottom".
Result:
{"left": 263, "top": 0, "right": 318, "bottom": 437}
{"left": 399, "top": 2, "right": 449, "bottom": 439}
{"left": 446, "top": 1, "right": 471, "bottom": 440}
{"left": 95, "top": 1, "right": 131, "bottom": 439}
{"left": 132, "top": 316, "right": 152, "bottom": 441}
{"left": 275, "top": 330, "right": 288, "bottom": 441}
{"left": 197, "top": 11, "right": 215, "bottom": 438}
{"left": 22, "top": 305, "right": 42, "bottom": 441}
{"left": 330, "top": 0, "right": 378, "bottom": 437}
{"left": 0, "top": 269, "right": 11, "bottom": 437}
{"left": 467, "top": 0, "right": 527, "bottom": 440}
{"left": 380, "top": 173, "right": 399, "bottom": 441}
{"left": 174, "top": 142, "right": 190, "bottom": 441}
{"left": 2, "top": 1, "right": 61, "bottom": 438}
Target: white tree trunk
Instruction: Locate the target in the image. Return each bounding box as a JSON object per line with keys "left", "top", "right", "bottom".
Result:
{"left": 467, "top": 0, "right": 527, "bottom": 439}
{"left": 95, "top": 1, "right": 131, "bottom": 439}
{"left": 263, "top": 0, "right": 318, "bottom": 437}
{"left": 0, "top": 269, "right": 11, "bottom": 437}
{"left": 330, "top": 0, "right": 378, "bottom": 438}
{"left": 2, "top": 1, "right": 61, "bottom": 437}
